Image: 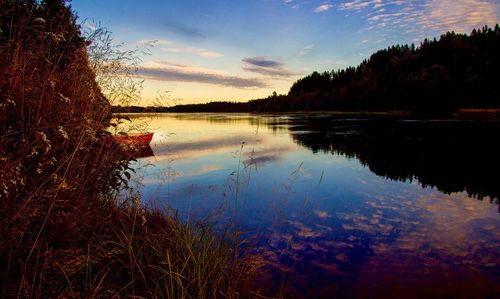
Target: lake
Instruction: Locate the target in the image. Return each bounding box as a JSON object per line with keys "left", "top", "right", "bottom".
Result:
{"left": 123, "top": 113, "right": 499, "bottom": 298}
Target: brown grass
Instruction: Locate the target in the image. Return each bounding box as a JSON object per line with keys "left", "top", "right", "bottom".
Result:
{"left": 0, "top": 1, "right": 277, "bottom": 298}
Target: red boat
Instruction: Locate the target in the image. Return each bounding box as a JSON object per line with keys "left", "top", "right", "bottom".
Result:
{"left": 113, "top": 132, "right": 154, "bottom": 146}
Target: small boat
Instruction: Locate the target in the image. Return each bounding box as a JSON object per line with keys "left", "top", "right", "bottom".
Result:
{"left": 135, "top": 145, "right": 154, "bottom": 158}
{"left": 113, "top": 132, "right": 154, "bottom": 146}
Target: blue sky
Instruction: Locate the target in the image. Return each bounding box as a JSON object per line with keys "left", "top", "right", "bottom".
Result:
{"left": 71, "top": 0, "right": 500, "bottom": 105}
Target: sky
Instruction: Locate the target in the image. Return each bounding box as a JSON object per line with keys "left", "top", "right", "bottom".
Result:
{"left": 71, "top": 0, "right": 500, "bottom": 105}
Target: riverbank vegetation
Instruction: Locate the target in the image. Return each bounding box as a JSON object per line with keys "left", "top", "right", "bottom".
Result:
{"left": 115, "top": 24, "right": 500, "bottom": 115}
{"left": 0, "top": 1, "right": 272, "bottom": 297}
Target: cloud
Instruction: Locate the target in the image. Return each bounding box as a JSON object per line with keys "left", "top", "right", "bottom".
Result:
{"left": 161, "top": 20, "right": 205, "bottom": 39}
{"left": 138, "top": 39, "right": 223, "bottom": 58}
{"left": 134, "top": 61, "right": 268, "bottom": 88}
{"left": 418, "top": 0, "right": 499, "bottom": 34}
{"left": 298, "top": 44, "right": 315, "bottom": 56}
{"left": 183, "top": 165, "right": 223, "bottom": 177}
{"left": 242, "top": 57, "right": 299, "bottom": 78}
{"left": 288, "top": 220, "right": 323, "bottom": 238}
{"left": 338, "top": 0, "right": 499, "bottom": 42}
{"left": 313, "top": 210, "right": 332, "bottom": 219}
{"left": 243, "top": 57, "right": 282, "bottom": 68}
{"left": 243, "top": 155, "right": 280, "bottom": 167}
{"left": 148, "top": 133, "right": 272, "bottom": 163}
{"left": 138, "top": 39, "right": 173, "bottom": 47}
{"left": 242, "top": 145, "right": 295, "bottom": 167}
{"left": 354, "top": 191, "right": 499, "bottom": 291}
{"left": 339, "top": 1, "right": 371, "bottom": 11}
{"left": 160, "top": 46, "right": 223, "bottom": 58}
{"left": 367, "top": 12, "right": 408, "bottom": 22}
{"left": 314, "top": 4, "right": 333, "bottom": 13}
{"left": 283, "top": 0, "right": 303, "bottom": 9}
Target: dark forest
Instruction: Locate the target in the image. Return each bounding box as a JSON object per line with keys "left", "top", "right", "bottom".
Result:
{"left": 116, "top": 25, "right": 500, "bottom": 115}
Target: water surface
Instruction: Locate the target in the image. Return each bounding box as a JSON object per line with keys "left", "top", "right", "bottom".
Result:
{"left": 125, "top": 113, "right": 499, "bottom": 298}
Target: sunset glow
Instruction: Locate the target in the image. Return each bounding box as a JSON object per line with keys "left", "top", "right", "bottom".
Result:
{"left": 72, "top": 0, "right": 500, "bottom": 105}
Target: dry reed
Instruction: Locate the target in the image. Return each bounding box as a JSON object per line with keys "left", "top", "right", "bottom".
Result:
{"left": 0, "top": 1, "right": 277, "bottom": 298}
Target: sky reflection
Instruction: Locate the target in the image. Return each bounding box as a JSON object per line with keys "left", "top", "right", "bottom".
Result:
{"left": 128, "top": 113, "right": 499, "bottom": 298}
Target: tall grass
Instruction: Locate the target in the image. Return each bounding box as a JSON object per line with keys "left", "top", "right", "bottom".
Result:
{"left": 0, "top": 1, "right": 275, "bottom": 297}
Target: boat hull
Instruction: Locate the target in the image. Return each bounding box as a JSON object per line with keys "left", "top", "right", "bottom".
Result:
{"left": 113, "top": 132, "right": 154, "bottom": 146}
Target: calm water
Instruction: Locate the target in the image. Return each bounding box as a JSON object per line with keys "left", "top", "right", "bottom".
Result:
{"left": 124, "top": 113, "right": 499, "bottom": 298}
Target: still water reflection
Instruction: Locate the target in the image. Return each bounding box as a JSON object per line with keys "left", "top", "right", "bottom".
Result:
{"left": 125, "top": 113, "right": 499, "bottom": 298}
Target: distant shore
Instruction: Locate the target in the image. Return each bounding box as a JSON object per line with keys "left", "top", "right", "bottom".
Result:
{"left": 112, "top": 107, "right": 500, "bottom": 121}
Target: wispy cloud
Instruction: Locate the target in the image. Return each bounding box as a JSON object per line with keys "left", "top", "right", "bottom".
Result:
{"left": 151, "top": 133, "right": 268, "bottom": 162}
{"left": 418, "top": 0, "right": 498, "bottom": 33}
{"left": 339, "top": 0, "right": 406, "bottom": 13}
{"left": 161, "top": 20, "right": 205, "bottom": 39}
{"left": 367, "top": 12, "right": 408, "bottom": 22}
{"left": 298, "top": 44, "right": 315, "bottom": 56}
{"left": 242, "top": 57, "right": 299, "bottom": 78}
{"left": 243, "top": 145, "right": 295, "bottom": 167}
{"left": 283, "top": 0, "right": 303, "bottom": 9}
{"left": 339, "top": 0, "right": 377, "bottom": 11}
{"left": 138, "top": 39, "right": 223, "bottom": 58}
{"left": 182, "top": 165, "right": 223, "bottom": 177}
{"left": 138, "top": 39, "right": 173, "bottom": 47}
{"left": 338, "top": 0, "right": 499, "bottom": 41}
{"left": 313, "top": 210, "right": 332, "bottom": 219}
{"left": 314, "top": 4, "right": 333, "bottom": 13}
{"left": 160, "top": 46, "right": 223, "bottom": 58}
{"left": 135, "top": 61, "right": 268, "bottom": 88}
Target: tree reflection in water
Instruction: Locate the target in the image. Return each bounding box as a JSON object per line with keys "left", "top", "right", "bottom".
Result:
{"left": 288, "top": 118, "right": 500, "bottom": 207}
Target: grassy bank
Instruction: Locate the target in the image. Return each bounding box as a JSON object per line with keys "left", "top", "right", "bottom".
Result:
{"left": 0, "top": 1, "right": 273, "bottom": 297}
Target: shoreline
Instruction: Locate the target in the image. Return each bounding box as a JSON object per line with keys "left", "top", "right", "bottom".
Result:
{"left": 112, "top": 109, "right": 500, "bottom": 121}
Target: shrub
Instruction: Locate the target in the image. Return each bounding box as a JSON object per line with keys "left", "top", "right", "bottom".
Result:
{"left": 0, "top": 1, "right": 273, "bottom": 297}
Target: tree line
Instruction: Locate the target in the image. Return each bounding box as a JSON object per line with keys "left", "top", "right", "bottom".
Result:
{"left": 114, "top": 25, "right": 500, "bottom": 114}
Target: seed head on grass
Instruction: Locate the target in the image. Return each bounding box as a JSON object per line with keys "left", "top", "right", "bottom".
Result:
{"left": 0, "top": 1, "right": 281, "bottom": 298}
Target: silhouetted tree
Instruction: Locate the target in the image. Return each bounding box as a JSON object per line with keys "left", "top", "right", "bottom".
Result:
{"left": 115, "top": 25, "right": 500, "bottom": 114}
